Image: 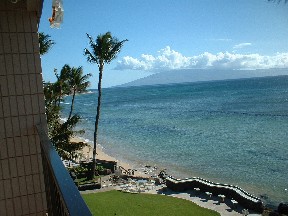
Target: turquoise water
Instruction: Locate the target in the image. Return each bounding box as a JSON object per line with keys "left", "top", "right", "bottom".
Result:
{"left": 62, "top": 75, "right": 288, "bottom": 206}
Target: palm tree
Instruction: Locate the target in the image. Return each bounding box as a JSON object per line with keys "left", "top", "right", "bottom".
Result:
{"left": 54, "top": 65, "right": 71, "bottom": 107}
{"left": 67, "top": 66, "right": 92, "bottom": 120}
{"left": 84, "top": 32, "right": 128, "bottom": 177}
{"left": 44, "top": 65, "right": 89, "bottom": 161}
{"left": 39, "top": 32, "right": 55, "bottom": 55}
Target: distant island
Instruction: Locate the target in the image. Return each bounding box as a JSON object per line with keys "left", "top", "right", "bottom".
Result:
{"left": 118, "top": 68, "right": 288, "bottom": 87}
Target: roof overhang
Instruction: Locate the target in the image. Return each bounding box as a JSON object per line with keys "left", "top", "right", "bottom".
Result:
{"left": 0, "top": 0, "right": 44, "bottom": 22}
{"left": 27, "top": 0, "right": 44, "bottom": 21}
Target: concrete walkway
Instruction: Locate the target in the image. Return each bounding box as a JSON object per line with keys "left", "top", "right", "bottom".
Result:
{"left": 150, "top": 186, "right": 261, "bottom": 216}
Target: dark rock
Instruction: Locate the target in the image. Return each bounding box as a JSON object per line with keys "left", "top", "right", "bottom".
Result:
{"left": 278, "top": 203, "right": 288, "bottom": 215}
{"left": 269, "top": 211, "right": 279, "bottom": 216}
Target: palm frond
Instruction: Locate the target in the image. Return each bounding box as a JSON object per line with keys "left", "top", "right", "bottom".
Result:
{"left": 39, "top": 32, "right": 55, "bottom": 55}
{"left": 84, "top": 32, "right": 128, "bottom": 66}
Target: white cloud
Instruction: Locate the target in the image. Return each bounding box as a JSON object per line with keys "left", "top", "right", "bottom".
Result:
{"left": 115, "top": 56, "right": 150, "bottom": 70}
{"left": 115, "top": 46, "right": 288, "bottom": 72}
{"left": 233, "top": 42, "right": 252, "bottom": 49}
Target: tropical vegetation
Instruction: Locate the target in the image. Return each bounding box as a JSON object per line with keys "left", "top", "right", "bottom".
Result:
{"left": 44, "top": 64, "right": 91, "bottom": 160}
{"left": 39, "top": 32, "right": 55, "bottom": 56}
{"left": 39, "top": 32, "right": 92, "bottom": 160}
{"left": 84, "top": 32, "right": 128, "bottom": 177}
{"left": 66, "top": 65, "right": 92, "bottom": 120}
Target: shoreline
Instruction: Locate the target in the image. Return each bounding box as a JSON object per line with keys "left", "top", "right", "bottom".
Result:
{"left": 73, "top": 136, "right": 264, "bottom": 215}
{"left": 72, "top": 137, "right": 152, "bottom": 178}
{"left": 71, "top": 137, "right": 283, "bottom": 208}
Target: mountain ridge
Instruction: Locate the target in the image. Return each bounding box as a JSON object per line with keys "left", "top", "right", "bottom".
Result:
{"left": 117, "top": 68, "right": 288, "bottom": 88}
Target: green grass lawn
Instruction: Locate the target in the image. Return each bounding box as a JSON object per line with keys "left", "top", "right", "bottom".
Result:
{"left": 82, "top": 190, "right": 220, "bottom": 216}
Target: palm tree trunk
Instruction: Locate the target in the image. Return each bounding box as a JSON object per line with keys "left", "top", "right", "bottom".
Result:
{"left": 92, "top": 63, "right": 103, "bottom": 178}
{"left": 57, "top": 82, "right": 62, "bottom": 107}
{"left": 68, "top": 88, "right": 76, "bottom": 120}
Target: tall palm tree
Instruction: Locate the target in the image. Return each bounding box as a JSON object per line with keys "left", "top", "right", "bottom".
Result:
{"left": 84, "top": 32, "right": 128, "bottom": 177}
{"left": 39, "top": 32, "right": 55, "bottom": 55}
{"left": 67, "top": 66, "right": 92, "bottom": 120}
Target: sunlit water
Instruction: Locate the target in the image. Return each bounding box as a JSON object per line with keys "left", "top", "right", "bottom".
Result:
{"left": 61, "top": 75, "right": 288, "bottom": 207}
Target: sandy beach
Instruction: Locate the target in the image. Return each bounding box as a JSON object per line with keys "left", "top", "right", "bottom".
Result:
{"left": 72, "top": 137, "right": 131, "bottom": 168}
{"left": 71, "top": 137, "right": 151, "bottom": 177}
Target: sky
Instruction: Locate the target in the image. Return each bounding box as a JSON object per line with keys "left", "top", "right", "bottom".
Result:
{"left": 39, "top": 0, "right": 288, "bottom": 88}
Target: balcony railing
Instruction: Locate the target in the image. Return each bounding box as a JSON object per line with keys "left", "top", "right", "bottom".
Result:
{"left": 36, "top": 124, "right": 92, "bottom": 216}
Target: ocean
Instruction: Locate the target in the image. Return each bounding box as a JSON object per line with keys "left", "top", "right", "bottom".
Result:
{"left": 61, "top": 75, "right": 288, "bottom": 207}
